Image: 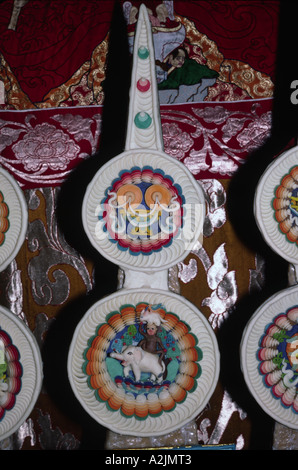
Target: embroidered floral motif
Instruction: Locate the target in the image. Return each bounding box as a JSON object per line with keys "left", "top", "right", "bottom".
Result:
{"left": 236, "top": 111, "right": 272, "bottom": 151}
{"left": 162, "top": 122, "right": 193, "bottom": 160}
{"left": 12, "top": 123, "right": 80, "bottom": 173}
{"left": 161, "top": 103, "right": 272, "bottom": 178}
{"left": 0, "top": 112, "right": 101, "bottom": 187}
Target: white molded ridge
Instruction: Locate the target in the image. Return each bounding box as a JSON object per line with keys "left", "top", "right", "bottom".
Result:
{"left": 125, "top": 4, "right": 163, "bottom": 152}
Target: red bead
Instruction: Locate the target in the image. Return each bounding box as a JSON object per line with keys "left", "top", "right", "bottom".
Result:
{"left": 137, "top": 78, "right": 150, "bottom": 92}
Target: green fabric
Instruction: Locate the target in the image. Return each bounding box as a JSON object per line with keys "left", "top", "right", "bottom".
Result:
{"left": 158, "top": 58, "right": 218, "bottom": 90}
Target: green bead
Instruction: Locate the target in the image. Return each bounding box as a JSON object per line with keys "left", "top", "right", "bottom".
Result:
{"left": 134, "top": 112, "right": 152, "bottom": 129}
{"left": 138, "top": 46, "right": 149, "bottom": 60}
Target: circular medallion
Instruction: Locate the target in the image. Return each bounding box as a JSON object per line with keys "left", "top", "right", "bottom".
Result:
{"left": 68, "top": 289, "right": 219, "bottom": 436}
{"left": 254, "top": 147, "right": 298, "bottom": 264}
{"left": 0, "top": 306, "right": 43, "bottom": 440}
{"left": 0, "top": 169, "right": 27, "bottom": 272}
{"left": 82, "top": 149, "right": 205, "bottom": 272}
{"left": 241, "top": 285, "right": 298, "bottom": 429}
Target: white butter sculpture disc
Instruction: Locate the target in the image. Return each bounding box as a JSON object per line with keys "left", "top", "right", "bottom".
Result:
{"left": 83, "top": 149, "right": 205, "bottom": 272}
{"left": 68, "top": 288, "right": 220, "bottom": 437}
{"left": 82, "top": 4, "right": 205, "bottom": 272}
{"left": 0, "top": 306, "right": 43, "bottom": 440}
{"left": 71, "top": 4, "right": 218, "bottom": 437}
{"left": 254, "top": 146, "right": 298, "bottom": 265}
{"left": 0, "top": 168, "right": 27, "bottom": 272}
{"left": 241, "top": 285, "right": 298, "bottom": 430}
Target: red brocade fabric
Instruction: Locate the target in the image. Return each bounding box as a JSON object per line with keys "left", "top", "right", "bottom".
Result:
{"left": 0, "top": 1, "right": 278, "bottom": 187}
{"left": 0, "top": 99, "right": 273, "bottom": 188}
{"left": 173, "top": 1, "right": 278, "bottom": 79}
{"left": 0, "top": 0, "right": 293, "bottom": 451}
{"left": 0, "top": 0, "right": 113, "bottom": 105}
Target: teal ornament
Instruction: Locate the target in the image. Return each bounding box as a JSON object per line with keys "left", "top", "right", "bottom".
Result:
{"left": 138, "top": 46, "right": 149, "bottom": 60}
{"left": 134, "top": 112, "right": 152, "bottom": 129}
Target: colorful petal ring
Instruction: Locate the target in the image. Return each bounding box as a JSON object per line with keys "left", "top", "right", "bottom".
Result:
{"left": 0, "top": 193, "right": 9, "bottom": 246}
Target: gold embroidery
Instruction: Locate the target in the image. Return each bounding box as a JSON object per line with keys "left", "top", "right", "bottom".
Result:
{"left": 178, "top": 15, "right": 223, "bottom": 73}
{"left": 0, "top": 10, "right": 274, "bottom": 109}
{"left": 0, "top": 35, "right": 108, "bottom": 110}
{"left": 36, "top": 62, "right": 91, "bottom": 109}
{"left": 0, "top": 53, "right": 35, "bottom": 110}
{"left": 37, "top": 37, "right": 109, "bottom": 108}
{"left": 221, "top": 60, "right": 274, "bottom": 98}
{"left": 88, "top": 38, "right": 109, "bottom": 102}
{"left": 177, "top": 15, "right": 274, "bottom": 99}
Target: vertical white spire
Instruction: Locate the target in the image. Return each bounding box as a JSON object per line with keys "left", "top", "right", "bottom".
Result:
{"left": 125, "top": 3, "right": 164, "bottom": 151}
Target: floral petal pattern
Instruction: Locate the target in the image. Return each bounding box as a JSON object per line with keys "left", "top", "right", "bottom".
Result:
{"left": 0, "top": 328, "right": 22, "bottom": 421}
{"left": 68, "top": 289, "right": 219, "bottom": 436}
{"left": 241, "top": 286, "right": 298, "bottom": 429}
{"left": 83, "top": 303, "right": 200, "bottom": 419}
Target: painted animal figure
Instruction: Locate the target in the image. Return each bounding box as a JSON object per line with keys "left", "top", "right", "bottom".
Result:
{"left": 110, "top": 345, "right": 165, "bottom": 383}
{"left": 140, "top": 304, "right": 167, "bottom": 327}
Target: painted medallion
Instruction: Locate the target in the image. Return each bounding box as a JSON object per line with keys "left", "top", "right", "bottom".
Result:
{"left": 0, "top": 328, "right": 22, "bottom": 421}
{"left": 254, "top": 147, "right": 298, "bottom": 265}
{"left": 257, "top": 306, "right": 298, "bottom": 414}
{"left": 241, "top": 286, "right": 298, "bottom": 429}
{"left": 272, "top": 166, "right": 298, "bottom": 246}
{"left": 0, "top": 306, "right": 43, "bottom": 441}
{"left": 0, "top": 191, "right": 9, "bottom": 247}
{"left": 83, "top": 302, "right": 201, "bottom": 419}
{"left": 99, "top": 166, "right": 184, "bottom": 255}
{"left": 68, "top": 289, "right": 220, "bottom": 436}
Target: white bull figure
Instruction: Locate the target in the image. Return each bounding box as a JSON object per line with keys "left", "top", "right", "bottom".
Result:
{"left": 110, "top": 345, "right": 165, "bottom": 383}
